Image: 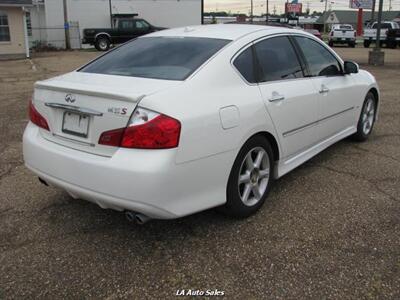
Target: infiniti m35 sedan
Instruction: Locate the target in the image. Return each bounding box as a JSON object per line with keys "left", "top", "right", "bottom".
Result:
{"left": 23, "top": 25, "right": 379, "bottom": 222}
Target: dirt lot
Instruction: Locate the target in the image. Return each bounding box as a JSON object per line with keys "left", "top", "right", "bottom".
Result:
{"left": 0, "top": 47, "right": 399, "bottom": 299}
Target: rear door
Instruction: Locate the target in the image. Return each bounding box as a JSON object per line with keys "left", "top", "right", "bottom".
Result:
{"left": 293, "top": 36, "right": 358, "bottom": 140}
{"left": 254, "top": 35, "right": 320, "bottom": 159}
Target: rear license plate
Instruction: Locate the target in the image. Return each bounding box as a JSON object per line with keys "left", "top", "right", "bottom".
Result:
{"left": 62, "top": 111, "right": 89, "bottom": 137}
{"left": 341, "top": 38, "right": 346, "bottom": 41}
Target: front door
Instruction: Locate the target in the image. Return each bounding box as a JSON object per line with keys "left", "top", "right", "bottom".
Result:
{"left": 254, "top": 36, "right": 320, "bottom": 159}
{"left": 293, "top": 36, "right": 358, "bottom": 140}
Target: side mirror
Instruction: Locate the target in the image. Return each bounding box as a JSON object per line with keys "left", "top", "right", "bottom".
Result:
{"left": 344, "top": 61, "right": 359, "bottom": 74}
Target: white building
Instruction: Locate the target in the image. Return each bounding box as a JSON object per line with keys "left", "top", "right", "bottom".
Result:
{"left": 28, "top": 0, "right": 202, "bottom": 49}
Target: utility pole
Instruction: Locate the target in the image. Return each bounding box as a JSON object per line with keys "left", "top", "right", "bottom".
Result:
{"left": 250, "top": 0, "right": 253, "bottom": 23}
{"left": 323, "top": 0, "right": 328, "bottom": 34}
{"left": 63, "top": 0, "right": 70, "bottom": 49}
{"left": 286, "top": 0, "right": 289, "bottom": 23}
{"left": 368, "top": 0, "right": 384, "bottom": 65}
{"left": 375, "top": 0, "right": 383, "bottom": 51}
{"left": 266, "top": 0, "right": 269, "bottom": 23}
{"left": 109, "top": 0, "right": 113, "bottom": 28}
{"left": 371, "top": 0, "right": 376, "bottom": 23}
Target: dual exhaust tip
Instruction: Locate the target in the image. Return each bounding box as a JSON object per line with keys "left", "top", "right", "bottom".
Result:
{"left": 38, "top": 178, "right": 151, "bottom": 225}
{"left": 125, "top": 211, "right": 151, "bottom": 225}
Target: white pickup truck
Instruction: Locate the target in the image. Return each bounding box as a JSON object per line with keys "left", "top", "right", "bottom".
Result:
{"left": 328, "top": 24, "right": 356, "bottom": 48}
{"left": 363, "top": 21, "right": 400, "bottom": 48}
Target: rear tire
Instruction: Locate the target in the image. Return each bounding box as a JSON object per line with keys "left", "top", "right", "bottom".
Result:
{"left": 363, "top": 40, "right": 371, "bottom": 48}
{"left": 95, "top": 37, "right": 110, "bottom": 51}
{"left": 349, "top": 42, "right": 356, "bottom": 48}
{"left": 387, "top": 40, "right": 397, "bottom": 49}
{"left": 352, "top": 92, "right": 376, "bottom": 142}
{"left": 219, "top": 135, "right": 274, "bottom": 218}
{"left": 328, "top": 40, "right": 334, "bottom": 47}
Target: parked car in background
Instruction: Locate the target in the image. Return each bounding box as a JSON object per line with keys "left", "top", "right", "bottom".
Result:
{"left": 304, "top": 29, "right": 322, "bottom": 40}
{"left": 82, "top": 17, "right": 164, "bottom": 51}
{"left": 328, "top": 24, "right": 356, "bottom": 47}
{"left": 23, "top": 25, "right": 379, "bottom": 223}
{"left": 363, "top": 21, "right": 400, "bottom": 48}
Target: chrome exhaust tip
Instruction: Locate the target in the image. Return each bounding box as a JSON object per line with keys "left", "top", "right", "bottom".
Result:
{"left": 38, "top": 177, "right": 48, "bottom": 186}
{"left": 125, "top": 211, "right": 151, "bottom": 225}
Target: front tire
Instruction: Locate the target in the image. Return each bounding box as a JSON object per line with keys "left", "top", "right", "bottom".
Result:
{"left": 220, "top": 135, "right": 274, "bottom": 218}
{"left": 352, "top": 92, "right": 376, "bottom": 141}
{"left": 95, "top": 37, "right": 110, "bottom": 51}
{"left": 363, "top": 40, "right": 371, "bottom": 48}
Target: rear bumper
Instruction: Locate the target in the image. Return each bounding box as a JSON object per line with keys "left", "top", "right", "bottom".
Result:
{"left": 330, "top": 37, "right": 355, "bottom": 43}
{"left": 23, "top": 122, "right": 231, "bottom": 219}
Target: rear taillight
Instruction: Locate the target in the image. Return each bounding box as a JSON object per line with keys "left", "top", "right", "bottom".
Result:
{"left": 354, "top": 31, "right": 357, "bottom": 37}
{"left": 99, "top": 107, "right": 181, "bottom": 149}
{"left": 98, "top": 128, "right": 124, "bottom": 147}
{"left": 29, "top": 100, "right": 49, "bottom": 131}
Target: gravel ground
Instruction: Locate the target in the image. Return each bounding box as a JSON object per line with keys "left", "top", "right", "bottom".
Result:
{"left": 0, "top": 47, "right": 399, "bottom": 299}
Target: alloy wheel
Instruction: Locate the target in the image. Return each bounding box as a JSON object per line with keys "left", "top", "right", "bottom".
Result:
{"left": 362, "top": 98, "right": 375, "bottom": 135}
{"left": 238, "top": 147, "right": 270, "bottom": 207}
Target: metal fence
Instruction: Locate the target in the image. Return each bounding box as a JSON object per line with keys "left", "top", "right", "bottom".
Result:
{"left": 29, "top": 22, "right": 81, "bottom": 50}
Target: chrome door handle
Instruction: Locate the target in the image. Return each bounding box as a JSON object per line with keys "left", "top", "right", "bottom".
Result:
{"left": 268, "top": 92, "right": 285, "bottom": 102}
{"left": 319, "top": 85, "right": 330, "bottom": 94}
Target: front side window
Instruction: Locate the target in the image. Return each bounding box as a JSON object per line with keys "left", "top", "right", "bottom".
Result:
{"left": 233, "top": 47, "right": 256, "bottom": 83}
{"left": 294, "top": 36, "right": 341, "bottom": 77}
{"left": 254, "top": 36, "right": 304, "bottom": 82}
{"left": 0, "top": 11, "right": 10, "bottom": 42}
{"left": 80, "top": 37, "right": 230, "bottom": 80}
{"left": 135, "top": 20, "right": 149, "bottom": 29}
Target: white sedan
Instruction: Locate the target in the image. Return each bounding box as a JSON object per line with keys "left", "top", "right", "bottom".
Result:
{"left": 23, "top": 25, "right": 379, "bottom": 223}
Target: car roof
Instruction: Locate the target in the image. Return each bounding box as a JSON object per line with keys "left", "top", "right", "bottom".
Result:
{"left": 147, "top": 24, "right": 295, "bottom": 41}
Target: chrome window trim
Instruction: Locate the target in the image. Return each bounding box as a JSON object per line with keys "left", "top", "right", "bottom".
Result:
{"left": 230, "top": 32, "right": 345, "bottom": 86}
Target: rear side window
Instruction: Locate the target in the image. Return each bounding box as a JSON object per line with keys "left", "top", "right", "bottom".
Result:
{"left": 233, "top": 47, "right": 256, "bottom": 83}
{"left": 254, "top": 36, "right": 304, "bottom": 82}
{"left": 80, "top": 37, "right": 230, "bottom": 81}
{"left": 294, "top": 36, "right": 341, "bottom": 77}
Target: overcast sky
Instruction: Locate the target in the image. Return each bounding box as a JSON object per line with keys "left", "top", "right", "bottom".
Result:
{"left": 204, "top": 0, "right": 400, "bottom": 15}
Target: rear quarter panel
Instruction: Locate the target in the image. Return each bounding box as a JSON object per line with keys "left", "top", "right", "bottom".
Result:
{"left": 139, "top": 35, "right": 281, "bottom": 165}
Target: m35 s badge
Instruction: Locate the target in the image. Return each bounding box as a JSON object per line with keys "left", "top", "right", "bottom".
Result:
{"left": 108, "top": 107, "right": 128, "bottom": 115}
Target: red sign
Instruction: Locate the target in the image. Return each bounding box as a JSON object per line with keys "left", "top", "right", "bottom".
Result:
{"left": 285, "top": 3, "right": 302, "bottom": 13}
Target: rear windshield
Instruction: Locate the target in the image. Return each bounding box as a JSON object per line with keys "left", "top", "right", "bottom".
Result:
{"left": 335, "top": 25, "right": 353, "bottom": 30}
{"left": 80, "top": 37, "right": 231, "bottom": 80}
{"left": 372, "top": 23, "right": 394, "bottom": 29}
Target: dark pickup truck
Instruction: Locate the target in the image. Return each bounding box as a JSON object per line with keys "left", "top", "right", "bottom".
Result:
{"left": 82, "top": 18, "right": 164, "bottom": 51}
{"left": 387, "top": 27, "right": 400, "bottom": 48}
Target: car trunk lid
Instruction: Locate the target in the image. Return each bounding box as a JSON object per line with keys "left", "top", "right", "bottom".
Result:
{"left": 33, "top": 72, "right": 179, "bottom": 157}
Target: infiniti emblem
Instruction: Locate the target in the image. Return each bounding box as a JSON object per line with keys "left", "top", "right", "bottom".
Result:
{"left": 65, "top": 94, "right": 76, "bottom": 103}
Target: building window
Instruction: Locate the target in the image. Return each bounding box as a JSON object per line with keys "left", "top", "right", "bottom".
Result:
{"left": 0, "top": 11, "right": 10, "bottom": 42}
